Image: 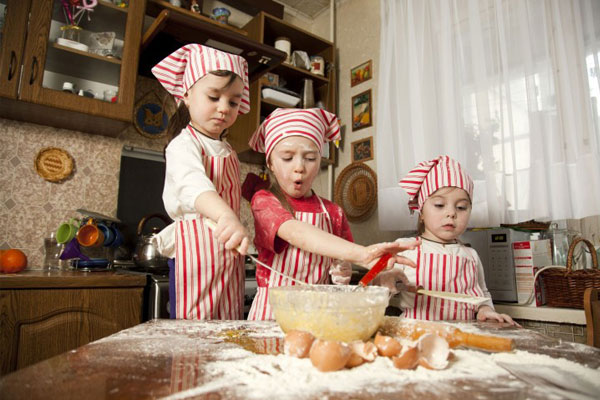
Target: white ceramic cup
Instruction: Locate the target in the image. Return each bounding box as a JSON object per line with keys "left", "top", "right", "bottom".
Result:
{"left": 104, "top": 90, "right": 117, "bottom": 102}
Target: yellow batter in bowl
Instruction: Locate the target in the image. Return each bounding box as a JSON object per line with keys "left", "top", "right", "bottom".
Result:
{"left": 269, "top": 285, "right": 389, "bottom": 342}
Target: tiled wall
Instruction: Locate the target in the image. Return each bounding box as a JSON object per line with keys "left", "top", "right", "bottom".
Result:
{"left": 0, "top": 76, "right": 261, "bottom": 268}
{"left": 517, "top": 320, "right": 588, "bottom": 344}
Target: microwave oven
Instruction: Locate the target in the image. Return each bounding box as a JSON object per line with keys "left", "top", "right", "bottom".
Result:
{"left": 460, "top": 228, "right": 531, "bottom": 302}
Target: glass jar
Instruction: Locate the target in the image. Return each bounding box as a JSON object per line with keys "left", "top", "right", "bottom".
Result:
{"left": 60, "top": 24, "right": 81, "bottom": 42}
{"left": 546, "top": 223, "right": 580, "bottom": 266}
{"left": 44, "top": 232, "right": 66, "bottom": 270}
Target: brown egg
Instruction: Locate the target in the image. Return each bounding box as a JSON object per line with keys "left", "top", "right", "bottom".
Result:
{"left": 374, "top": 332, "right": 402, "bottom": 357}
{"left": 417, "top": 333, "right": 449, "bottom": 370}
{"left": 448, "top": 350, "right": 456, "bottom": 361}
{"left": 309, "top": 339, "right": 352, "bottom": 372}
{"left": 284, "top": 330, "right": 315, "bottom": 358}
{"left": 346, "top": 352, "right": 364, "bottom": 368}
{"left": 346, "top": 341, "right": 378, "bottom": 368}
{"left": 391, "top": 345, "right": 419, "bottom": 369}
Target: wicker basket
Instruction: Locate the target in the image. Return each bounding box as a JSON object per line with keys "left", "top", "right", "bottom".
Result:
{"left": 541, "top": 238, "right": 600, "bottom": 309}
{"left": 34, "top": 147, "right": 74, "bottom": 183}
{"left": 334, "top": 162, "right": 377, "bottom": 223}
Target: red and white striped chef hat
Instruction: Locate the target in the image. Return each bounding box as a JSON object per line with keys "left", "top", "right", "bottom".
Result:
{"left": 249, "top": 108, "right": 340, "bottom": 160}
{"left": 399, "top": 155, "right": 474, "bottom": 212}
{"left": 151, "top": 44, "right": 250, "bottom": 114}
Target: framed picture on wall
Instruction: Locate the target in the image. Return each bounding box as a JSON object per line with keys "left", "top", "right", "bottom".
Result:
{"left": 350, "top": 60, "right": 372, "bottom": 87}
{"left": 351, "top": 89, "right": 373, "bottom": 131}
{"left": 351, "top": 136, "right": 374, "bottom": 162}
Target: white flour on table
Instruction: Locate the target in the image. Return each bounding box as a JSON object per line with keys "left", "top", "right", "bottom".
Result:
{"left": 161, "top": 346, "right": 600, "bottom": 400}
{"left": 94, "top": 320, "right": 600, "bottom": 400}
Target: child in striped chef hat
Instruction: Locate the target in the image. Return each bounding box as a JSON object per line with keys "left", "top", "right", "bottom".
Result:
{"left": 385, "top": 155, "right": 517, "bottom": 324}
{"left": 246, "top": 108, "right": 420, "bottom": 320}
{"left": 151, "top": 44, "right": 250, "bottom": 320}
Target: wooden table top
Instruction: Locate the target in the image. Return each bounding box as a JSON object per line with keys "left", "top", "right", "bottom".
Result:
{"left": 1, "top": 318, "right": 598, "bottom": 399}
{"left": 0, "top": 270, "right": 147, "bottom": 289}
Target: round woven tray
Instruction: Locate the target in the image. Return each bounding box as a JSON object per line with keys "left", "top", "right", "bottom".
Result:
{"left": 334, "top": 162, "right": 377, "bottom": 222}
{"left": 34, "top": 147, "right": 74, "bottom": 183}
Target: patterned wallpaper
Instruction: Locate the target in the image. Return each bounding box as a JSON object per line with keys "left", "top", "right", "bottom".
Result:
{"left": 0, "top": 77, "right": 261, "bottom": 268}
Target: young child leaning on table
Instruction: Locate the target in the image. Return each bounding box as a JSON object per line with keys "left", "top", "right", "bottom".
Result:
{"left": 246, "top": 108, "right": 420, "bottom": 321}
{"left": 151, "top": 44, "right": 251, "bottom": 320}
{"left": 376, "top": 155, "right": 518, "bottom": 324}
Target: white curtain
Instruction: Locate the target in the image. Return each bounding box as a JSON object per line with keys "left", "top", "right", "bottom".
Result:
{"left": 376, "top": 0, "right": 600, "bottom": 230}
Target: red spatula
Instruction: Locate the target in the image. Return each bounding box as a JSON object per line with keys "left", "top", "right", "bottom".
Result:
{"left": 354, "top": 253, "right": 393, "bottom": 290}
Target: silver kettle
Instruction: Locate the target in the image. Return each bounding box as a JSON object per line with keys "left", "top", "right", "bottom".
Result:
{"left": 133, "top": 213, "right": 171, "bottom": 269}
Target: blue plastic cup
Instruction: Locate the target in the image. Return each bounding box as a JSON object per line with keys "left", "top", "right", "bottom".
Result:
{"left": 109, "top": 225, "right": 124, "bottom": 248}
{"left": 98, "top": 223, "right": 115, "bottom": 247}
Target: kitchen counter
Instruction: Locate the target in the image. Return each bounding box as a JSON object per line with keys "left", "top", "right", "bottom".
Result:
{"left": 1, "top": 319, "right": 599, "bottom": 399}
{"left": 0, "top": 269, "right": 147, "bottom": 288}
{"left": 0, "top": 270, "right": 146, "bottom": 376}
{"left": 494, "top": 304, "right": 586, "bottom": 325}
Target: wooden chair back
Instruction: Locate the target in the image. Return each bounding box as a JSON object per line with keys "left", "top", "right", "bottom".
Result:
{"left": 584, "top": 287, "right": 600, "bottom": 348}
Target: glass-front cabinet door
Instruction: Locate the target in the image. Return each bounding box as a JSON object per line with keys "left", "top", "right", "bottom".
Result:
{"left": 18, "top": 0, "right": 144, "bottom": 122}
{"left": 0, "top": 0, "right": 31, "bottom": 99}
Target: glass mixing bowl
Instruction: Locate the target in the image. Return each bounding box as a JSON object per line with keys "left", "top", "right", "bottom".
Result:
{"left": 269, "top": 285, "right": 389, "bottom": 342}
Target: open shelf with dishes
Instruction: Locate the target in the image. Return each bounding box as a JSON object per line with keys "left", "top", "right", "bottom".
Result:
{"left": 227, "top": 12, "right": 337, "bottom": 166}
{"left": 0, "top": 0, "right": 144, "bottom": 136}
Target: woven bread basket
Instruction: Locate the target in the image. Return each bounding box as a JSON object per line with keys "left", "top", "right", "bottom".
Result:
{"left": 541, "top": 237, "right": 600, "bottom": 309}
{"left": 34, "top": 147, "right": 74, "bottom": 183}
{"left": 334, "top": 162, "right": 377, "bottom": 223}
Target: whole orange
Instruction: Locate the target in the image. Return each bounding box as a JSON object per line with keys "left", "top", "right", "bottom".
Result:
{"left": 1, "top": 249, "right": 28, "bottom": 273}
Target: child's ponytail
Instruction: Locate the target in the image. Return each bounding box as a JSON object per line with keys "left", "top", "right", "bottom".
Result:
{"left": 417, "top": 218, "right": 425, "bottom": 235}
{"left": 167, "top": 103, "right": 191, "bottom": 142}
{"left": 268, "top": 172, "right": 295, "bottom": 216}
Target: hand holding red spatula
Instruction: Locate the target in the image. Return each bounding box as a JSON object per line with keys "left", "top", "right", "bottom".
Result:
{"left": 354, "top": 239, "right": 422, "bottom": 291}
{"left": 355, "top": 253, "right": 394, "bottom": 290}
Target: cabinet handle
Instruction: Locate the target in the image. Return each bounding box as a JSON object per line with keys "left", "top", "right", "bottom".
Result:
{"left": 8, "top": 51, "right": 17, "bottom": 81}
{"left": 29, "top": 57, "right": 38, "bottom": 85}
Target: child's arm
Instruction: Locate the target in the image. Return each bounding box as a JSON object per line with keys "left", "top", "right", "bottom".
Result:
{"left": 164, "top": 137, "right": 249, "bottom": 254}
{"left": 277, "top": 220, "right": 418, "bottom": 269}
{"left": 195, "top": 191, "right": 249, "bottom": 255}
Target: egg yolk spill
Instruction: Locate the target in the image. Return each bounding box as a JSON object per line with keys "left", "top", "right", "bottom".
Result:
{"left": 219, "top": 330, "right": 283, "bottom": 355}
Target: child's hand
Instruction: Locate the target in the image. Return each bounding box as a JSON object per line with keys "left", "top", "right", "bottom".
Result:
{"left": 329, "top": 261, "right": 352, "bottom": 285}
{"left": 476, "top": 306, "right": 521, "bottom": 327}
{"left": 372, "top": 268, "right": 410, "bottom": 294}
{"left": 215, "top": 214, "right": 250, "bottom": 255}
{"left": 358, "top": 240, "right": 420, "bottom": 270}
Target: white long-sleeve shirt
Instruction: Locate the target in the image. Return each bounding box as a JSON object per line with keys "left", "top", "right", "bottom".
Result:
{"left": 162, "top": 129, "right": 232, "bottom": 220}
{"left": 157, "top": 129, "right": 233, "bottom": 258}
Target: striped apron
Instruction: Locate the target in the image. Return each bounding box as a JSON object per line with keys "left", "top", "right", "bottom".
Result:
{"left": 248, "top": 196, "right": 333, "bottom": 321}
{"left": 404, "top": 245, "right": 485, "bottom": 321}
{"left": 173, "top": 128, "right": 244, "bottom": 320}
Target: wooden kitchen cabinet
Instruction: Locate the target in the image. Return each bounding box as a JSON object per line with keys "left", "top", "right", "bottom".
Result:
{"left": 227, "top": 12, "right": 337, "bottom": 165}
{"left": 0, "top": 0, "right": 145, "bottom": 137}
{"left": 0, "top": 271, "right": 146, "bottom": 376}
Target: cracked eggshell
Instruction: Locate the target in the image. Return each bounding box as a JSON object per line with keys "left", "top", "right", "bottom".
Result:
{"left": 417, "top": 333, "right": 449, "bottom": 370}
{"left": 346, "top": 341, "right": 378, "bottom": 368}
{"left": 309, "top": 339, "right": 352, "bottom": 372}
{"left": 284, "top": 330, "right": 315, "bottom": 358}
{"left": 392, "top": 345, "right": 419, "bottom": 370}
{"left": 374, "top": 332, "right": 402, "bottom": 357}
